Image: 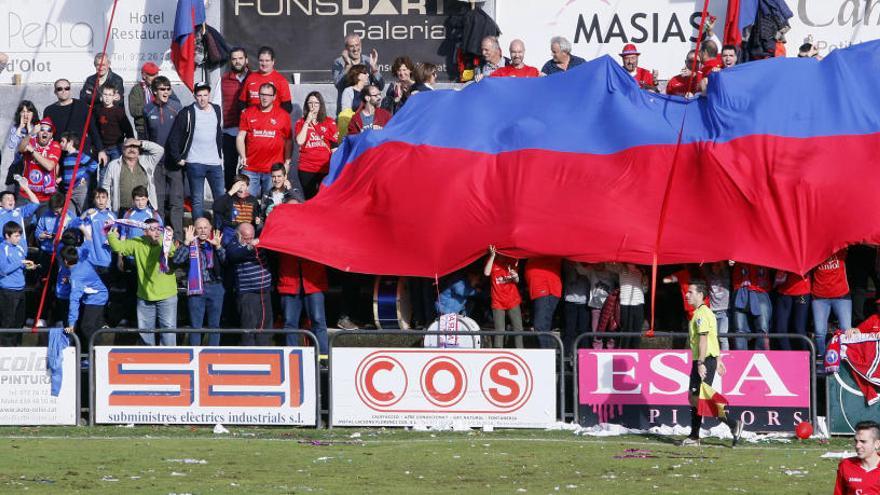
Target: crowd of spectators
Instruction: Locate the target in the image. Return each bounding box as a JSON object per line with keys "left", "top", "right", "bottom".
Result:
{"left": 0, "top": 25, "right": 867, "bottom": 367}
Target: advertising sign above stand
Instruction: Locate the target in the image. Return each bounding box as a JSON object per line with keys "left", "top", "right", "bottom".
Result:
{"left": 332, "top": 348, "right": 556, "bottom": 428}
{"left": 94, "top": 347, "right": 317, "bottom": 425}
{"left": 0, "top": 0, "right": 182, "bottom": 84}
{"left": 577, "top": 349, "right": 811, "bottom": 432}
{"left": 0, "top": 347, "right": 77, "bottom": 426}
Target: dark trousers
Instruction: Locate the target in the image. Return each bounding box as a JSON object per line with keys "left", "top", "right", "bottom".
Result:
{"left": 688, "top": 356, "right": 737, "bottom": 438}
{"left": 78, "top": 303, "right": 106, "bottom": 355}
{"left": 298, "top": 171, "right": 326, "bottom": 200}
{"left": 774, "top": 294, "right": 811, "bottom": 351}
{"left": 619, "top": 304, "right": 645, "bottom": 349}
{"left": 533, "top": 295, "right": 559, "bottom": 349}
{"left": 238, "top": 291, "right": 273, "bottom": 346}
{"left": 154, "top": 162, "right": 184, "bottom": 242}
{"left": 0, "top": 289, "right": 26, "bottom": 346}
{"left": 222, "top": 133, "right": 240, "bottom": 190}
{"left": 563, "top": 302, "right": 589, "bottom": 352}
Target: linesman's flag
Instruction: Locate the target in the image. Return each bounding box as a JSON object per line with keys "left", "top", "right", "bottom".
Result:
{"left": 697, "top": 383, "right": 729, "bottom": 419}
{"left": 170, "top": 0, "right": 206, "bottom": 91}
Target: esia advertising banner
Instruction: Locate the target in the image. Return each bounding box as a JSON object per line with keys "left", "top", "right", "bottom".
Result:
{"left": 94, "top": 347, "right": 316, "bottom": 425}
{"left": 332, "top": 348, "right": 555, "bottom": 428}
{"left": 578, "top": 350, "right": 811, "bottom": 432}
{"left": 0, "top": 347, "right": 77, "bottom": 425}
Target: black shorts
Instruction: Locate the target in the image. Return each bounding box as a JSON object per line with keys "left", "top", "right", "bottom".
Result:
{"left": 688, "top": 356, "right": 718, "bottom": 395}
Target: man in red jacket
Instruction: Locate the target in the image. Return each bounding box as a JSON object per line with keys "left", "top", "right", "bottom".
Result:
{"left": 620, "top": 44, "right": 656, "bottom": 91}
{"left": 221, "top": 47, "right": 250, "bottom": 188}
{"left": 347, "top": 85, "right": 391, "bottom": 136}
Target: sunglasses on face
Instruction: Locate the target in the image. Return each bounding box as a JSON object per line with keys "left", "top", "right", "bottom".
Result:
{"left": 55, "top": 86, "right": 71, "bottom": 92}
{"left": 258, "top": 93, "right": 276, "bottom": 97}
{"left": 38, "top": 125, "right": 53, "bottom": 132}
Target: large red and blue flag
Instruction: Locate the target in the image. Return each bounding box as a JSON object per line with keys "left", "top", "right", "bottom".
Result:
{"left": 170, "top": 0, "right": 206, "bottom": 91}
{"left": 259, "top": 41, "right": 880, "bottom": 278}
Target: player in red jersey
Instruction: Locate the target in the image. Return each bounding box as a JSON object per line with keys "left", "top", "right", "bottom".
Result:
{"left": 835, "top": 421, "right": 880, "bottom": 494}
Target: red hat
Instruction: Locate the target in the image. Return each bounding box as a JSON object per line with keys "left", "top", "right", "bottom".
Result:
{"left": 620, "top": 44, "right": 640, "bottom": 57}
{"left": 141, "top": 62, "right": 160, "bottom": 76}
{"left": 37, "top": 117, "right": 55, "bottom": 133}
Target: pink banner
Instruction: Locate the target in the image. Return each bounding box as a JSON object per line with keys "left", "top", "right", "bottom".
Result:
{"left": 578, "top": 350, "right": 810, "bottom": 408}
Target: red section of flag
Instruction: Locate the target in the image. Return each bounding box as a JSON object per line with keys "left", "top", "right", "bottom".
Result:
{"left": 724, "top": 0, "right": 742, "bottom": 46}
{"left": 697, "top": 382, "right": 729, "bottom": 419}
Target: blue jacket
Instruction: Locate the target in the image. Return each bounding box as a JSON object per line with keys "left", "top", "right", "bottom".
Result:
{"left": 67, "top": 245, "right": 108, "bottom": 326}
{"left": 122, "top": 206, "right": 162, "bottom": 240}
{"left": 0, "top": 203, "right": 41, "bottom": 249}
{"left": 144, "top": 99, "right": 182, "bottom": 162}
{"left": 80, "top": 207, "right": 116, "bottom": 267}
{"left": 0, "top": 241, "right": 27, "bottom": 290}
{"left": 35, "top": 210, "right": 76, "bottom": 253}
{"left": 436, "top": 276, "right": 476, "bottom": 315}
{"left": 60, "top": 152, "right": 99, "bottom": 189}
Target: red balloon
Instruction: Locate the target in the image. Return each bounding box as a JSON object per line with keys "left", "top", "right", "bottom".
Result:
{"left": 795, "top": 421, "right": 813, "bottom": 439}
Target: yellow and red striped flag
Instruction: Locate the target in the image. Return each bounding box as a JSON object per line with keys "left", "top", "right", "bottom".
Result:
{"left": 697, "top": 382, "right": 729, "bottom": 419}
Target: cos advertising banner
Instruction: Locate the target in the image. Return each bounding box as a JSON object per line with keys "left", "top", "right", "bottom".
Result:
{"left": 95, "top": 347, "right": 317, "bottom": 425}
{"left": 0, "top": 0, "right": 180, "bottom": 84}
{"left": 0, "top": 347, "right": 77, "bottom": 425}
{"left": 496, "top": 0, "right": 880, "bottom": 82}
{"left": 578, "top": 350, "right": 811, "bottom": 432}
{"left": 224, "top": 0, "right": 470, "bottom": 82}
{"left": 332, "top": 348, "right": 555, "bottom": 428}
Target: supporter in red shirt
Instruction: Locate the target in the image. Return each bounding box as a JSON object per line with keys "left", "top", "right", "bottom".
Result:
{"left": 295, "top": 91, "right": 338, "bottom": 199}
{"left": 525, "top": 256, "right": 561, "bottom": 349}
{"left": 238, "top": 46, "right": 292, "bottom": 112}
{"left": 834, "top": 421, "right": 880, "bottom": 495}
{"left": 491, "top": 39, "right": 540, "bottom": 79}
{"left": 277, "top": 210, "right": 329, "bottom": 356}
{"left": 347, "top": 85, "right": 391, "bottom": 136}
{"left": 665, "top": 50, "right": 702, "bottom": 97}
{"left": 221, "top": 47, "right": 250, "bottom": 188}
{"left": 483, "top": 245, "right": 523, "bottom": 348}
{"left": 236, "top": 83, "right": 292, "bottom": 198}
{"left": 773, "top": 271, "right": 811, "bottom": 350}
{"left": 619, "top": 44, "right": 657, "bottom": 91}
{"left": 699, "top": 41, "right": 724, "bottom": 94}
{"left": 17, "top": 117, "right": 61, "bottom": 203}
{"left": 812, "top": 249, "right": 852, "bottom": 360}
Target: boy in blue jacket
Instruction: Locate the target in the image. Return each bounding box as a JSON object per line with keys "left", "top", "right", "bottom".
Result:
{"left": 62, "top": 224, "right": 108, "bottom": 355}
{"left": 0, "top": 221, "right": 37, "bottom": 345}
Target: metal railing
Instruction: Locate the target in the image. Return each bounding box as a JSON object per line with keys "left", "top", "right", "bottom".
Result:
{"left": 327, "top": 329, "right": 566, "bottom": 428}
{"left": 570, "top": 331, "right": 818, "bottom": 429}
{"left": 87, "top": 328, "right": 322, "bottom": 427}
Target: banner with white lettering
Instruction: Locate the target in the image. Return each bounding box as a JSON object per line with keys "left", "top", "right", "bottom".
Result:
{"left": 94, "top": 347, "right": 317, "bottom": 425}
{"left": 0, "top": 0, "right": 179, "bottom": 84}
{"left": 332, "top": 348, "right": 556, "bottom": 428}
{"left": 578, "top": 350, "right": 811, "bottom": 432}
{"left": 0, "top": 347, "right": 77, "bottom": 425}
{"left": 224, "top": 0, "right": 464, "bottom": 82}
{"left": 495, "top": 1, "right": 880, "bottom": 81}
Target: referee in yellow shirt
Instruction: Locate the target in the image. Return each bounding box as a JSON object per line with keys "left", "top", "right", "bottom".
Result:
{"left": 681, "top": 281, "right": 744, "bottom": 447}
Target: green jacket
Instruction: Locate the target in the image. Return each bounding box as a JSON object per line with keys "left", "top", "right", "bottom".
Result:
{"left": 108, "top": 231, "right": 177, "bottom": 301}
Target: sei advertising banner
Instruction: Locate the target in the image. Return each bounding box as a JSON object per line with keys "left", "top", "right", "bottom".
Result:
{"left": 332, "top": 348, "right": 556, "bottom": 428}
{"left": 0, "top": 0, "right": 180, "bottom": 84}
{"left": 578, "top": 350, "right": 811, "bottom": 432}
{"left": 0, "top": 347, "right": 77, "bottom": 426}
{"left": 94, "top": 347, "right": 317, "bottom": 425}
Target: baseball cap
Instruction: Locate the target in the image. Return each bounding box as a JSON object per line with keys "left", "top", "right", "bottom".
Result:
{"left": 141, "top": 62, "right": 160, "bottom": 76}
{"left": 620, "top": 44, "right": 640, "bottom": 57}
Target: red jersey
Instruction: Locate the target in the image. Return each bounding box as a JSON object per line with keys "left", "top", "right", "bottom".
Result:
{"left": 812, "top": 250, "right": 849, "bottom": 299}
{"left": 240, "top": 106, "right": 292, "bottom": 174}
{"left": 630, "top": 67, "right": 655, "bottom": 89}
{"left": 834, "top": 457, "right": 880, "bottom": 495}
{"left": 858, "top": 315, "right": 880, "bottom": 333}
{"left": 732, "top": 263, "right": 772, "bottom": 292}
{"left": 775, "top": 271, "right": 811, "bottom": 296}
{"left": 295, "top": 117, "right": 338, "bottom": 174}
{"left": 490, "top": 65, "right": 539, "bottom": 78}
{"left": 277, "top": 254, "right": 328, "bottom": 295}
{"left": 22, "top": 137, "right": 61, "bottom": 202}
{"left": 665, "top": 72, "right": 702, "bottom": 96}
{"left": 701, "top": 56, "right": 723, "bottom": 77}
{"left": 238, "top": 70, "right": 292, "bottom": 109}
{"left": 489, "top": 255, "right": 521, "bottom": 310}
{"left": 524, "top": 257, "right": 562, "bottom": 300}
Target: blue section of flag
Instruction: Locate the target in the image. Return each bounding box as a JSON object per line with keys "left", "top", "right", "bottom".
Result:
{"left": 173, "top": 0, "right": 205, "bottom": 42}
